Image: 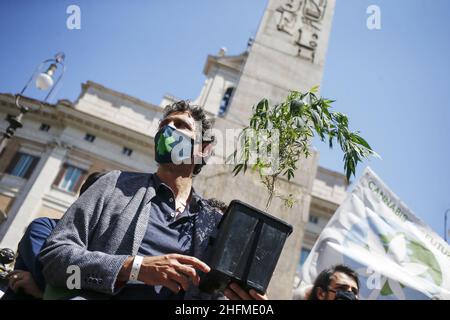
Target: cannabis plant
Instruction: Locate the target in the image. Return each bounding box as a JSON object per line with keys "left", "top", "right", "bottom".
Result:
{"left": 229, "top": 86, "right": 378, "bottom": 209}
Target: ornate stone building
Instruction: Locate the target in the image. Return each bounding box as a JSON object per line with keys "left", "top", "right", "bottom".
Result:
{"left": 0, "top": 0, "right": 345, "bottom": 299}
{"left": 0, "top": 82, "right": 161, "bottom": 249}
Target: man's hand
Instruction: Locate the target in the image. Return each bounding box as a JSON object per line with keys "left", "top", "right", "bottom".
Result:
{"left": 118, "top": 254, "right": 210, "bottom": 294}
{"left": 224, "top": 282, "right": 268, "bottom": 300}
{"left": 7, "top": 270, "right": 43, "bottom": 299}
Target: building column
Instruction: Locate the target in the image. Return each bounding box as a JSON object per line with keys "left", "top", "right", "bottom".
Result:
{"left": 0, "top": 142, "right": 68, "bottom": 249}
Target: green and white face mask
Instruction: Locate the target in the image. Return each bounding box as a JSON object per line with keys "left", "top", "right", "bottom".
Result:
{"left": 154, "top": 125, "right": 194, "bottom": 164}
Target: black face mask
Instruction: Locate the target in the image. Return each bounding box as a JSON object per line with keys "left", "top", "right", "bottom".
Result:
{"left": 334, "top": 290, "right": 358, "bottom": 300}
{"left": 154, "top": 125, "right": 194, "bottom": 164}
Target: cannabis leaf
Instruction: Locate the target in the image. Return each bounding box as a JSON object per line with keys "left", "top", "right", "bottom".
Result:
{"left": 157, "top": 134, "right": 175, "bottom": 155}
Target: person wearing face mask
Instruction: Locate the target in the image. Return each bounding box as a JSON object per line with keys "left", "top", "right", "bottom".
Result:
{"left": 308, "top": 265, "right": 360, "bottom": 300}
{"left": 39, "top": 100, "right": 267, "bottom": 301}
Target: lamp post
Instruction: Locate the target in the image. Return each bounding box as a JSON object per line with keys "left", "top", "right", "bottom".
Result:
{"left": 0, "top": 52, "right": 66, "bottom": 155}
{"left": 445, "top": 208, "right": 450, "bottom": 243}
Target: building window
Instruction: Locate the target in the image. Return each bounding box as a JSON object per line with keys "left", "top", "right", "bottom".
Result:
{"left": 39, "top": 123, "right": 51, "bottom": 132}
{"left": 122, "top": 147, "right": 133, "bottom": 156}
{"left": 5, "top": 152, "right": 39, "bottom": 179}
{"left": 84, "top": 133, "right": 96, "bottom": 143}
{"left": 309, "top": 214, "right": 319, "bottom": 224}
{"left": 54, "top": 164, "right": 86, "bottom": 193}
{"left": 218, "top": 87, "right": 234, "bottom": 117}
{"left": 299, "top": 248, "right": 311, "bottom": 266}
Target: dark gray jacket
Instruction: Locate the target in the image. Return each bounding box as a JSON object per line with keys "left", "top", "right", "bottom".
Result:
{"left": 39, "top": 170, "right": 222, "bottom": 298}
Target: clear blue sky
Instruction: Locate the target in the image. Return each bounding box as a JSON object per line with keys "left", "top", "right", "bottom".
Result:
{"left": 1, "top": 0, "right": 449, "bottom": 238}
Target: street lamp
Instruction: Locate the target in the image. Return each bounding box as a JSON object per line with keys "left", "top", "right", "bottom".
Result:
{"left": 445, "top": 208, "right": 450, "bottom": 243}
{"left": 0, "top": 52, "right": 66, "bottom": 154}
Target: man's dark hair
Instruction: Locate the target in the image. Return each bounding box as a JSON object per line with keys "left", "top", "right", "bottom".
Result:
{"left": 162, "top": 100, "right": 215, "bottom": 175}
{"left": 206, "top": 198, "right": 228, "bottom": 214}
{"left": 79, "top": 171, "right": 106, "bottom": 195}
{"left": 309, "top": 264, "right": 360, "bottom": 300}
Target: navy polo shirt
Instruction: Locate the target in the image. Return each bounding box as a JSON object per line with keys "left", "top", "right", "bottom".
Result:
{"left": 113, "top": 174, "right": 197, "bottom": 300}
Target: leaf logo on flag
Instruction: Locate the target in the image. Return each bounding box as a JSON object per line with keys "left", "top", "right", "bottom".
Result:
{"left": 361, "top": 233, "right": 441, "bottom": 299}
{"left": 343, "top": 218, "right": 443, "bottom": 299}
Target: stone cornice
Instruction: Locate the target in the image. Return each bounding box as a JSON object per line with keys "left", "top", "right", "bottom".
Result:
{"left": 57, "top": 104, "right": 153, "bottom": 148}
{"left": 317, "top": 166, "right": 347, "bottom": 185}
{"left": 310, "top": 195, "right": 339, "bottom": 213}
{"left": 0, "top": 93, "right": 153, "bottom": 149}
{"left": 203, "top": 52, "right": 248, "bottom": 75}
{"left": 79, "top": 81, "right": 163, "bottom": 113}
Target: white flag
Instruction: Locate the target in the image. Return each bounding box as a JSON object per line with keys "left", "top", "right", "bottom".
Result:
{"left": 299, "top": 167, "right": 450, "bottom": 300}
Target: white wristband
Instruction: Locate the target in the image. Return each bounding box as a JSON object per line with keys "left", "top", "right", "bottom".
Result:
{"left": 129, "top": 255, "right": 143, "bottom": 282}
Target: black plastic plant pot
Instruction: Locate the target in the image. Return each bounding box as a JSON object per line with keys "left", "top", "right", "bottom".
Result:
{"left": 199, "top": 200, "right": 293, "bottom": 295}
